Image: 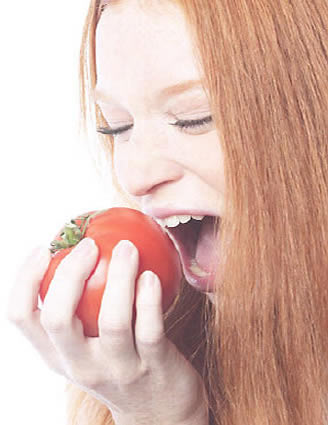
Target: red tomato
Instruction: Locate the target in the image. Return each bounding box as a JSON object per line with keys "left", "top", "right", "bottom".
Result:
{"left": 39, "top": 207, "right": 182, "bottom": 337}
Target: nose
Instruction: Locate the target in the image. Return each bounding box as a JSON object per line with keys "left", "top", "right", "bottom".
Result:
{"left": 114, "top": 138, "right": 183, "bottom": 198}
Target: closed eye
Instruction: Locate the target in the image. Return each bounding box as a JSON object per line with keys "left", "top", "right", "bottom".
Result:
{"left": 96, "top": 115, "right": 213, "bottom": 137}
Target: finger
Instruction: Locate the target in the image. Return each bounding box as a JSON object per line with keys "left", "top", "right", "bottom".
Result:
{"left": 134, "top": 271, "right": 169, "bottom": 367}
{"left": 96, "top": 240, "right": 140, "bottom": 367}
{"left": 8, "top": 246, "right": 51, "bottom": 318}
{"left": 7, "top": 245, "right": 63, "bottom": 375}
{"left": 40, "top": 238, "right": 98, "bottom": 363}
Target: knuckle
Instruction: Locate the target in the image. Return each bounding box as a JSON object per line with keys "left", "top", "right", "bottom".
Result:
{"left": 100, "top": 322, "right": 131, "bottom": 339}
{"left": 7, "top": 312, "right": 27, "bottom": 326}
{"left": 99, "top": 315, "right": 129, "bottom": 332}
{"left": 137, "top": 331, "right": 164, "bottom": 347}
{"left": 7, "top": 308, "right": 33, "bottom": 327}
{"left": 40, "top": 314, "right": 71, "bottom": 333}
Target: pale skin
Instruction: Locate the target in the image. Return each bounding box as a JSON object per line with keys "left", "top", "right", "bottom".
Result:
{"left": 7, "top": 1, "right": 225, "bottom": 424}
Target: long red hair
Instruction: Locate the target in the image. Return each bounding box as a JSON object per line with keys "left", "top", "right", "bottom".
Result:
{"left": 66, "top": 1, "right": 328, "bottom": 424}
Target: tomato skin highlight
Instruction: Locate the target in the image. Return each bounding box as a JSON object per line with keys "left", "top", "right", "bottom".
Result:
{"left": 39, "top": 208, "right": 182, "bottom": 337}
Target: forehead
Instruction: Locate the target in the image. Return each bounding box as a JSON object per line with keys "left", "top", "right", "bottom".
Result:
{"left": 95, "top": 2, "right": 203, "bottom": 100}
{"left": 96, "top": 1, "right": 191, "bottom": 61}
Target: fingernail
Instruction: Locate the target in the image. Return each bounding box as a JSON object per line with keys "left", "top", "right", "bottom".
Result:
{"left": 142, "top": 270, "right": 157, "bottom": 288}
{"left": 75, "top": 237, "right": 96, "bottom": 253}
{"left": 113, "top": 240, "right": 136, "bottom": 257}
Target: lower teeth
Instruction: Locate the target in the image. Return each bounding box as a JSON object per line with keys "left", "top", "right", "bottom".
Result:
{"left": 189, "top": 259, "right": 209, "bottom": 277}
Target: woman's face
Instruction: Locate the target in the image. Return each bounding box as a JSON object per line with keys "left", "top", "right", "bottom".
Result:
{"left": 95, "top": 1, "right": 224, "bottom": 298}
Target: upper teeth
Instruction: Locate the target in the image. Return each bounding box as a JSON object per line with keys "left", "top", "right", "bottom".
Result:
{"left": 154, "top": 214, "right": 205, "bottom": 228}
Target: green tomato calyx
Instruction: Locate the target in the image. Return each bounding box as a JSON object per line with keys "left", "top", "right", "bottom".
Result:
{"left": 49, "top": 209, "right": 108, "bottom": 254}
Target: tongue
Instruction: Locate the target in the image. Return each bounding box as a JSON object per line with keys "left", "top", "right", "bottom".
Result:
{"left": 195, "top": 216, "right": 218, "bottom": 273}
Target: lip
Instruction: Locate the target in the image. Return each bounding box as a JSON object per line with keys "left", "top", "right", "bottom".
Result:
{"left": 143, "top": 207, "right": 220, "bottom": 219}
{"left": 143, "top": 206, "right": 221, "bottom": 293}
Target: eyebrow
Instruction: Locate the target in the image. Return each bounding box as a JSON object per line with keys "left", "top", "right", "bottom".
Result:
{"left": 93, "top": 79, "right": 205, "bottom": 105}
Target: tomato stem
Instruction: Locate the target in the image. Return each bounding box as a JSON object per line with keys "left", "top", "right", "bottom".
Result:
{"left": 49, "top": 208, "right": 109, "bottom": 254}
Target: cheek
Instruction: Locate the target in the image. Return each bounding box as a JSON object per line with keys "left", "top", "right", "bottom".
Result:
{"left": 190, "top": 135, "right": 224, "bottom": 184}
{"left": 206, "top": 136, "right": 225, "bottom": 185}
{"left": 113, "top": 148, "right": 128, "bottom": 186}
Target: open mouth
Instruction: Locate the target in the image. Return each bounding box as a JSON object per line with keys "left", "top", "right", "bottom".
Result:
{"left": 165, "top": 216, "right": 220, "bottom": 292}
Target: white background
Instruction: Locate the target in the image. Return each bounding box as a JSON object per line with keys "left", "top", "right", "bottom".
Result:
{"left": 0, "top": 1, "right": 117, "bottom": 424}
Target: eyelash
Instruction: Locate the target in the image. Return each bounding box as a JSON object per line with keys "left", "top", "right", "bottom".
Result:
{"left": 96, "top": 115, "right": 213, "bottom": 137}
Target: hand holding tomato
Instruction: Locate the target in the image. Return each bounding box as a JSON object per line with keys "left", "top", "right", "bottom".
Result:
{"left": 7, "top": 208, "right": 209, "bottom": 424}
{"left": 39, "top": 207, "right": 182, "bottom": 337}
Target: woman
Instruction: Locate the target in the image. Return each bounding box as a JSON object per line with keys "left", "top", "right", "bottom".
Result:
{"left": 7, "top": 0, "right": 328, "bottom": 424}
